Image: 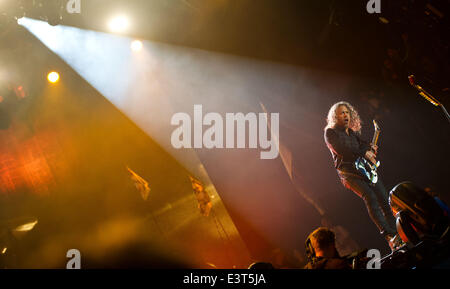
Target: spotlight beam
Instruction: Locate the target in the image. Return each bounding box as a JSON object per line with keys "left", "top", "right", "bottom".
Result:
{"left": 18, "top": 17, "right": 333, "bottom": 263}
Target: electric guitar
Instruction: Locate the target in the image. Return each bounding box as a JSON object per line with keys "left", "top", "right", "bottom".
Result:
{"left": 355, "top": 120, "right": 380, "bottom": 185}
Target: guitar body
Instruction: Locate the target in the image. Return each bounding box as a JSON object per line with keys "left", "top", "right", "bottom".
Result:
{"left": 355, "top": 157, "right": 379, "bottom": 185}
{"left": 355, "top": 120, "right": 381, "bottom": 186}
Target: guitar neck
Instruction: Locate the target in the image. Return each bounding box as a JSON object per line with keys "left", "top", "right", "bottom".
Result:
{"left": 371, "top": 120, "right": 381, "bottom": 145}
{"left": 372, "top": 129, "right": 380, "bottom": 145}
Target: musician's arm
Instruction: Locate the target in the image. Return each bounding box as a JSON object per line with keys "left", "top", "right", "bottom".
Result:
{"left": 356, "top": 135, "right": 378, "bottom": 163}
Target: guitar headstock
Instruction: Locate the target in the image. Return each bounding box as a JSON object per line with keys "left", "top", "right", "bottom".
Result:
{"left": 373, "top": 120, "right": 380, "bottom": 132}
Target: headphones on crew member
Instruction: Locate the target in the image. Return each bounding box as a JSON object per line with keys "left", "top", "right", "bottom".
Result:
{"left": 305, "top": 234, "right": 317, "bottom": 263}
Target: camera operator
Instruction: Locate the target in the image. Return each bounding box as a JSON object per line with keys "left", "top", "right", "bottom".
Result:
{"left": 304, "top": 227, "right": 352, "bottom": 269}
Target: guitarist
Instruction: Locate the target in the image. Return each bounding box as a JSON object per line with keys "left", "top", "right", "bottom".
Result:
{"left": 324, "top": 101, "right": 401, "bottom": 251}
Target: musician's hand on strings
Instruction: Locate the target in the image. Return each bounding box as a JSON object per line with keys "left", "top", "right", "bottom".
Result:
{"left": 370, "top": 144, "right": 378, "bottom": 155}
{"left": 365, "top": 150, "right": 377, "bottom": 165}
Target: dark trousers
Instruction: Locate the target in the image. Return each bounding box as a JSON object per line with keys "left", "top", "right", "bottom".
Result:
{"left": 341, "top": 176, "right": 397, "bottom": 237}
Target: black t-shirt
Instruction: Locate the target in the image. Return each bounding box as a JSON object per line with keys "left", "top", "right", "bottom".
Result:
{"left": 324, "top": 126, "right": 370, "bottom": 174}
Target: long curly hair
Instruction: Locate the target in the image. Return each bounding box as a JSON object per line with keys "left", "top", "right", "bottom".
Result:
{"left": 324, "top": 101, "right": 362, "bottom": 134}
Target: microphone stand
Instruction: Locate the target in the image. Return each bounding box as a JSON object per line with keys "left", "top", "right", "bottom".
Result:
{"left": 408, "top": 75, "right": 450, "bottom": 125}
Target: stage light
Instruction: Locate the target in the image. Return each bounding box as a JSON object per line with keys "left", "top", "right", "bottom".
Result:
{"left": 45, "top": 0, "right": 64, "bottom": 26}
{"left": 31, "top": 0, "right": 64, "bottom": 26}
{"left": 108, "top": 15, "right": 129, "bottom": 33}
{"left": 14, "top": 220, "right": 38, "bottom": 232}
{"left": 47, "top": 71, "right": 60, "bottom": 83}
{"left": 131, "top": 40, "right": 143, "bottom": 52}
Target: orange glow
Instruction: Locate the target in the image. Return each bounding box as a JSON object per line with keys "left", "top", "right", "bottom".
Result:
{"left": 15, "top": 85, "right": 26, "bottom": 98}
{"left": 0, "top": 127, "right": 58, "bottom": 195}
{"left": 47, "top": 71, "right": 60, "bottom": 83}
